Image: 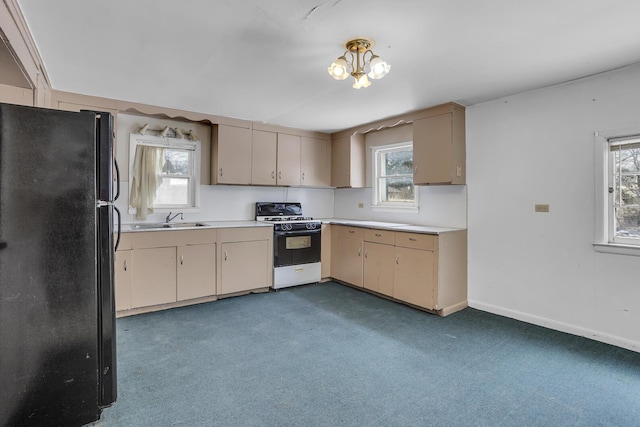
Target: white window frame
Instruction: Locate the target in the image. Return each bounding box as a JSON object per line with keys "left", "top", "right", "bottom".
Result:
{"left": 371, "top": 142, "right": 418, "bottom": 212}
{"left": 128, "top": 133, "right": 201, "bottom": 215}
{"left": 594, "top": 129, "right": 640, "bottom": 256}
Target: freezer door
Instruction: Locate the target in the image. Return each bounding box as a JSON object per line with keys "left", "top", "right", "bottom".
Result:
{"left": 98, "top": 204, "right": 117, "bottom": 407}
{"left": 0, "top": 103, "right": 102, "bottom": 426}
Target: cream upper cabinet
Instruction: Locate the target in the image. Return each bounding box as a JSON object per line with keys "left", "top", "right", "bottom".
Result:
{"left": 277, "top": 133, "right": 301, "bottom": 186}
{"left": 331, "top": 133, "right": 365, "bottom": 188}
{"left": 412, "top": 103, "right": 465, "bottom": 185}
{"left": 301, "top": 136, "right": 330, "bottom": 187}
{"left": 212, "top": 124, "right": 252, "bottom": 185}
{"left": 251, "top": 130, "right": 277, "bottom": 185}
{"left": 177, "top": 243, "right": 217, "bottom": 301}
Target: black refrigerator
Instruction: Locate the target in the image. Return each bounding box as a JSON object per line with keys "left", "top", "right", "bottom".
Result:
{"left": 0, "top": 102, "right": 119, "bottom": 426}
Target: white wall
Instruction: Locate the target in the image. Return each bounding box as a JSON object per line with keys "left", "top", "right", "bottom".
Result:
{"left": 333, "top": 186, "right": 467, "bottom": 228}
{"left": 115, "top": 183, "right": 335, "bottom": 224}
{"left": 467, "top": 63, "right": 640, "bottom": 352}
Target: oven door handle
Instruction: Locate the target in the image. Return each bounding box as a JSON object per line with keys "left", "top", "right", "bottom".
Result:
{"left": 274, "top": 229, "right": 321, "bottom": 237}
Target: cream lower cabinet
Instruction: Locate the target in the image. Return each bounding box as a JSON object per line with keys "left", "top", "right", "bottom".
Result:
{"left": 331, "top": 226, "right": 467, "bottom": 316}
{"left": 217, "top": 227, "right": 273, "bottom": 295}
{"left": 331, "top": 225, "right": 364, "bottom": 287}
{"left": 131, "top": 246, "right": 177, "bottom": 308}
{"left": 121, "top": 229, "right": 217, "bottom": 313}
{"left": 321, "top": 224, "right": 331, "bottom": 280}
{"left": 393, "top": 245, "right": 435, "bottom": 309}
{"left": 114, "top": 233, "right": 132, "bottom": 311}
{"left": 177, "top": 244, "right": 217, "bottom": 301}
{"left": 363, "top": 242, "right": 395, "bottom": 297}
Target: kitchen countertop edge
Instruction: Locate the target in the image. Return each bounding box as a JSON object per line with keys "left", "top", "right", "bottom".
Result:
{"left": 319, "top": 218, "right": 465, "bottom": 234}
{"left": 121, "top": 220, "right": 273, "bottom": 233}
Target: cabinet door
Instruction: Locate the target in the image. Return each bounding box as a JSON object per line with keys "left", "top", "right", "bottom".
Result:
{"left": 215, "top": 125, "right": 252, "bottom": 184}
{"left": 393, "top": 247, "right": 435, "bottom": 309}
{"left": 177, "top": 244, "right": 216, "bottom": 301}
{"left": 220, "top": 240, "right": 270, "bottom": 294}
{"left": 331, "top": 134, "right": 365, "bottom": 188}
{"left": 413, "top": 113, "right": 452, "bottom": 185}
{"left": 301, "top": 136, "right": 329, "bottom": 187}
{"left": 131, "top": 247, "right": 177, "bottom": 308}
{"left": 321, "top": 224, "right": 331, "bottom": 280}
{"left": 114, "top": 250, "right": 132, "bottom": 311}
{"left": 363, "top": 242, "right": 394, "bottom": 297}
{"left": 251, "top": 130, "right": 277, "bottom": 185}
{"left": 277, "top": 133, "right": 301, "bottom": 186}
{"left": 332, "top": 236, "right": 363, "bottom": 287}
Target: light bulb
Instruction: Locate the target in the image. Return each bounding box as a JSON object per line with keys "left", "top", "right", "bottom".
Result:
{"left": 367, "top": 56, "right": 391, "bottom": 80}
{"left": 352, "top": 74, "right": 371, "bottom": 89}
{"left": 328, "top": 56, "right": 349, "bottom": 80}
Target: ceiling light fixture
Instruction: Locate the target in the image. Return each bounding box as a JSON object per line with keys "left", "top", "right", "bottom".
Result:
{"left": 328, "top": 37, "right": 391, "bottom": 89}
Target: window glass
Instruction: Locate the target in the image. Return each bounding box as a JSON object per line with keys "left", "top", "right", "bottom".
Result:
{"left": 129, "top": 133, "right": 200, "bottom": 219}
{"left": 610, "top": 140, "right": 640, "bottom": 242}
{"left": 373, "top": 143, "right": 417, "bottom": 208}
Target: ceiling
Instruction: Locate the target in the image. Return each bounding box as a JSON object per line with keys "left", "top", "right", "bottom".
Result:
{"left": 15, "top": 0, "right": 640, "bottom": 133}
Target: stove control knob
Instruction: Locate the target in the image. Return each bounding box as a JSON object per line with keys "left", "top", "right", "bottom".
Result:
{"left": 306, "top": 223, "right": 316, "bottom": 230}
{"left": 283, "top": 223, "right": 292, "bottom": 231}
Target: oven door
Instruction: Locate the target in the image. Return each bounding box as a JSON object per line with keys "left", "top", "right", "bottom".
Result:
{"left": 273, "top": 229, "right": 321, "bottom": 267}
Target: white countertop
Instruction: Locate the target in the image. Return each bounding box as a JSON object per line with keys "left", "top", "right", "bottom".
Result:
{"left": 122, "top": 220, "right": 273, "bottom": 233}
{"left": 122, "top": 218, "right": 464, "bottom": 235}
{"left": 320, "top": 218, "right": 465, "bottom": 235}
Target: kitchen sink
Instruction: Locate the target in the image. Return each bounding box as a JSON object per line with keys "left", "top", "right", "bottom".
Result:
{"left": 129, "top": 222, "right": 207, "bottom": 230}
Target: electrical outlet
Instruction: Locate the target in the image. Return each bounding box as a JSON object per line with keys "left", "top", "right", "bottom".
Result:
{"left": 535, "top": 204, "right": 550, "bottom": 213}
{"left": 358, "top": 202, "right": 364, "bottom": 208}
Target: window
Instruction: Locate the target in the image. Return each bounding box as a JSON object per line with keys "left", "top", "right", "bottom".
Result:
{"left": 372, "top": 142, "right": 417, "bottom": 210}
{"left": 129, "top": 133, "right": 200, "bottom": 219}
{"left": 608, "top": 137, "right": 640, "bottom": 245}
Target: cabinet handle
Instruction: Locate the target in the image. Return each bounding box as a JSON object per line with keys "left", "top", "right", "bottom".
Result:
{"left": 375, "top": 233, "right": 382, "bottom": 237}
{"left": 409, "top": 237, "right": 417, "bottom": 242}
{"left": 123, "top": 260, "right": 127, "bottom": 271}
{"left": 414, "top": 167, "right": 418, "bottom": 174}
{"left": 348, "top": 230, "right": 355, "bottom": 234}
{"left": 180, "top": 254, "right": 184, "bottom": 265}
{"left": 271, "top": 171, "right": 275, "bottom": 179}
{"left": 302, "top": 172, "right": 305, "bottom": 181}
{"left": 219, "top": 168, "right": 223, "bottom": 177}
{"left": 364, "top": 250, "right": 368, "bottom": 259}
{"left": 396, "top": 255, "right": 399, "bottom": 265}
{"left": 357, "top": 247, "right": 361, "bottom": 256}
{"left": 278, "top": 171, "right": 282, "bottom": 180}
{"left": 224, "top": 251, "right": 228, "bottom": 261}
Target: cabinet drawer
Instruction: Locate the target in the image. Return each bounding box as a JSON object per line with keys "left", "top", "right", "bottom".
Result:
{"left": 218, "top": 227, "right": 272, "bottom": 243}
{"left": 117, "top": 233, "right": 132, "bottom": 251}
{"left": 364, "top": 229, "right": 395, "bottom": 245}
{"left": 395, "top": 232, "right": 436, "bottom": 251}
{"left": 337, "top": 225, "right": 365, "bottom": 239}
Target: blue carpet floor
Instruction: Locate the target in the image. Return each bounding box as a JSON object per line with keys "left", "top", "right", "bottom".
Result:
{"left": 96, "top": 282, "right": 640, "bottom": 426}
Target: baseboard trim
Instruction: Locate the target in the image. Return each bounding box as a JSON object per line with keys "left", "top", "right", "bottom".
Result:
{"left": 468, "top": 299, "right": 640, "bottom": 353}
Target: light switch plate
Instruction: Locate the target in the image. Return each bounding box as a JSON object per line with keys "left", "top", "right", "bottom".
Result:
{"left": 535, "top": 204, "right": 550, "bottom": 213}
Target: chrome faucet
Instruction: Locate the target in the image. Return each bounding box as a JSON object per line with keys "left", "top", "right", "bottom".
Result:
{"left": 165, "top": 212, "right": 184, "bottom": 223}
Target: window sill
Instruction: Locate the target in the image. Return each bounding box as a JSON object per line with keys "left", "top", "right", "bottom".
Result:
{"left": 371, "top": 205, "right": 419, "bottom": 214}
{"left": 593, "top": 243, "right": 640, "bottom": 257}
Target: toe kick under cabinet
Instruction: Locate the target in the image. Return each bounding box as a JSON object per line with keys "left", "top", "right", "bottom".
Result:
{"left": 331, "top": 225, "right": 467, "bottom": 316}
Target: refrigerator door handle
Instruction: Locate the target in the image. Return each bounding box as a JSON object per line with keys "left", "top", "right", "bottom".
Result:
{"left": 113, "top": 158, "right": 121, "bottom": 202}
{"left": 114, "top": 206, "right": 122, "bottom": 252}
